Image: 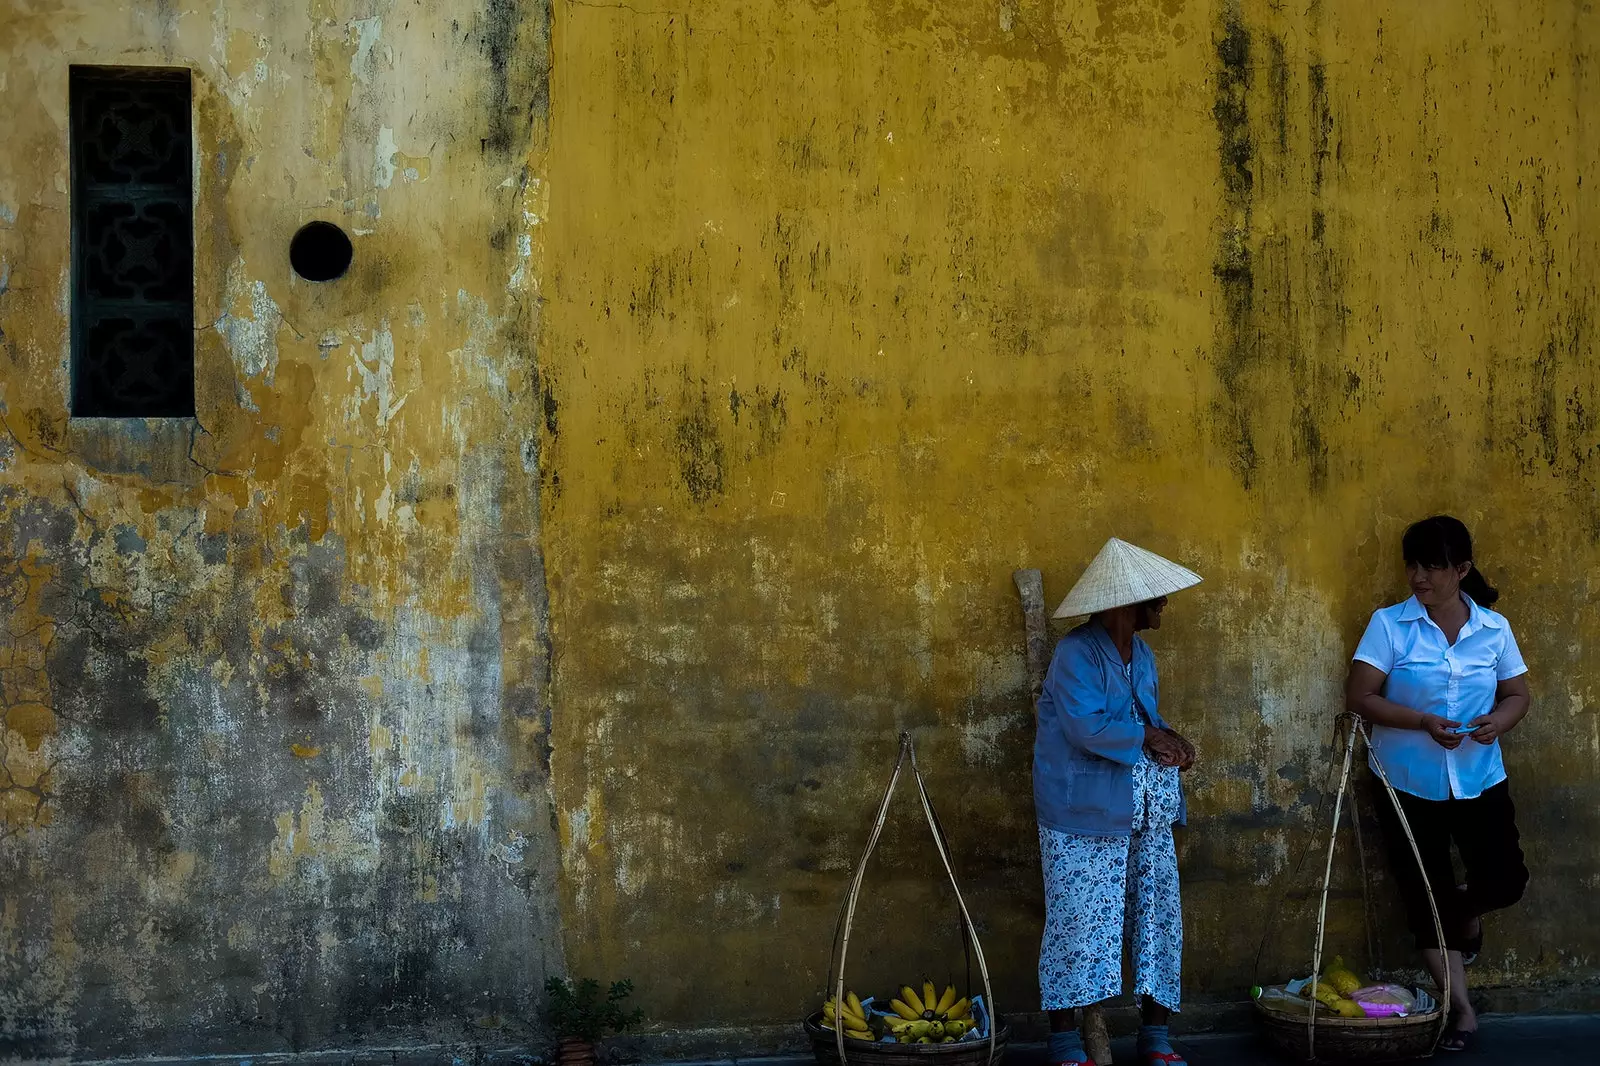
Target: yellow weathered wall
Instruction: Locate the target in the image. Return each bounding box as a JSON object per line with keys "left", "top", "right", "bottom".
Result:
{"left": 543, "top": 0, "right": 1600, "bottom": 1037}
{"left": 1, "top": 0, "right": 559, "bottom": 1055}
{"left": 5, "top": 0, "right": 1599, "bottom": 1057}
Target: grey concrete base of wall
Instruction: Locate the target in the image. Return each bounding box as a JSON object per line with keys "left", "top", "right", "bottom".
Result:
{"left": 9, "top": 1050, "right": 544, "bottom": 1066}
{"left": 16, "top": 986, "right": 1600, "bottom": 1066}
{"left": 604, "top": 983, "right": 1600, "bottom": 1063}
{"left": 593, "top": 1002, "right": 1262, "bottom": 1065}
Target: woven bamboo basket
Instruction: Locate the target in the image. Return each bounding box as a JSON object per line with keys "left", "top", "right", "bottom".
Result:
{"left": 803, "top": 1013, "right": 1010, "bottom": 1066}
{"left": 1254, "top": 716, "right": 1449, "bottom": 1062}
{"left": 1254, "top": 1000, "right": 1441, "bottom": 1063}
{"left": 810, "top": 732, "right": 1001, "bottom": 1066}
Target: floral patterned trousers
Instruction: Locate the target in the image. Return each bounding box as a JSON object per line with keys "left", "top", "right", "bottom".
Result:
{"left": 1037, "top": 756, "right": 1183, "bottom": 1012}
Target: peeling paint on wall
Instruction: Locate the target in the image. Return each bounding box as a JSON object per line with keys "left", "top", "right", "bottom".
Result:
{"left": 1, "top": 0, "right": 561, "bottom": 1057}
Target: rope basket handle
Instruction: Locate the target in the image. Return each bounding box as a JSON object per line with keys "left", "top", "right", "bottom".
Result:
{"left": 1305, "top": 715, "right": 1450, "bottom": 1060}
{"left": 827, "top": 732, "right": 999, "bottom": 1066}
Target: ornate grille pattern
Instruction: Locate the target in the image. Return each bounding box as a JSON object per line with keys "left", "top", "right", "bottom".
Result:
{"left": 71, "top": 68, "right": 194, "bottom": 418}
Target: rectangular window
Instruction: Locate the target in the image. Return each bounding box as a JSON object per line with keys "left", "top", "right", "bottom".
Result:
{"left": 70, "top": 66, "right": 194, "bottom": 418}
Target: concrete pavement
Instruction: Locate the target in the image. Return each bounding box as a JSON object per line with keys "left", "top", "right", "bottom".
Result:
{"left": 1007, "top": 1012, "right": 1599, "bottom": 1065}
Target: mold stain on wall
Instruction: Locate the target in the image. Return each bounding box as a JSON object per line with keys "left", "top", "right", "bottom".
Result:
{"left": 1, "top": 0, "right": 562, "bottom": 1056}
{"left": 539, "top": 0, "right": 1600, "bottom": 1032}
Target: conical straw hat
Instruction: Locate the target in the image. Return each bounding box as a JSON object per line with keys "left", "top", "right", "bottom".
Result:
{"left": 1051, "top": 538, "right": 1203, "bottom": 619}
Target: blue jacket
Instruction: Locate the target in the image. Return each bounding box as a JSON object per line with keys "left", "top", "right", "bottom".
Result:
{"left": 1033, "top": 621, "right": 1188, "bottom": 836}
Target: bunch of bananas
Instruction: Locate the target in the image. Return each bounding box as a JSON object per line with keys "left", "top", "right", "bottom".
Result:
{"left": 822, "top": 991, "right": 875, "bottom": 1041}
{"left": 884, "top": 981, "right": 974, "bottom": 1044}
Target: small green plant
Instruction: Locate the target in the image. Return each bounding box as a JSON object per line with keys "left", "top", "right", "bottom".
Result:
{"left": 543, "top": 976, "right": 644, "bottom": 1043}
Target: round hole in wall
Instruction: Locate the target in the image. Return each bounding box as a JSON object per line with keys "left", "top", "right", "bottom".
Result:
{"left": 290, "top": 221, "right": 353, "bottom": 282}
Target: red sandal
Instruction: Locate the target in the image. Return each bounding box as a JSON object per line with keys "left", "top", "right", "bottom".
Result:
{"left": 1139, "top": 1052, "right": 1188, "bottom": 1066}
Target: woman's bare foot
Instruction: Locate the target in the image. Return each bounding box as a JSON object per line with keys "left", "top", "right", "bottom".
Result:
{"left": 1440, "top": 1005, "right": 1478, "bottom": 1052}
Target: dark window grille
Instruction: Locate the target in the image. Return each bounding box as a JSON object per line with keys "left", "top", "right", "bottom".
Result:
{"left": 70, "top": 66, "right": 194, "bottom": 418}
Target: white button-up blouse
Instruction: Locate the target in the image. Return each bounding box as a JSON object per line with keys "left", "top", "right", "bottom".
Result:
{"left": 1352, "top": 594, "right": 1528, "bottom": 801}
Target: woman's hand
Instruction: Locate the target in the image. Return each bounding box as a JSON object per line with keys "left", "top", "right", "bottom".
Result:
{"left": 1143, "top": 726, "right": 1189, "bottom": 769}
{"left": 1419, "top": 712, "right": 1465, "bottom": 749}
{"left": 1161, "top": 728, "right": 1197, "bottom": 771}
{"left": 1471, "top": 675, "right": 1531, "bottom": 743}
{"left": 1467, "top": 710, "right": 1513, "bottom": 744}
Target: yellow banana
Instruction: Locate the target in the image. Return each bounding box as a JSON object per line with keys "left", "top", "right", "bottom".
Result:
{"left": 923, "top": 982, "right": 938, "bottom": 1014}
{"left": 845, "top": 1028, "right": 875, "bottom": 1041}
{"left": 935, "top": 985, "right": 959, "bottom": 1017}
{"left": 824, "top": 1001, "right": 865, "bottom": 1030}
{"left": 846, "top": 992, "right": 867, "bottom": 1019}
{"left": 901, "top": 986, "right": 926, "bottom": 1015}
{"left": 946, "top": 997, "right": 971, "bottom": 1020}
{"left": 890, "top": 998, "right": 921, "bottom": 1021}
{"left": 1310, "top": 983, "right": 1343, "bottom": 1010}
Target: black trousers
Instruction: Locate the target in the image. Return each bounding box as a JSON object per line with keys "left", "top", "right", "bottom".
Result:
{"left": 1371, "top": 776, "right": 1529, "bottom": 951}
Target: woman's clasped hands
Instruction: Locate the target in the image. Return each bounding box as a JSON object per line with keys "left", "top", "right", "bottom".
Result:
{"left": 1143, "top": 725, "right": 1196, "bottom": 771}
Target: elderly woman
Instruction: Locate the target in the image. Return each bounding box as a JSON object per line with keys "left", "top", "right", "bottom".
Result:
{"left": 1034, "top": 538, "right": 1202, "bottom": 1066}
{"left": 1345, "top": 516, "right": 1531, "bottom": 1052}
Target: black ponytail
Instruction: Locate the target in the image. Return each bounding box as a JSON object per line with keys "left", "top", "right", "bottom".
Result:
{"left": 1401, "top": 514, "right": 1500, "bottom": 606}
{"left": 1459, "top": 564, "right": 1499, "bottom": 607}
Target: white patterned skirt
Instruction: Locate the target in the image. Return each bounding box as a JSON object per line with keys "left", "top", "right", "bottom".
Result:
{"left": 1037, "top": 756, "right": 1183, "bottom": 1011}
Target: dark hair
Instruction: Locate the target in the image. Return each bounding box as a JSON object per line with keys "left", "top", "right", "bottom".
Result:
{"left": 1401, "top": 515, "right": 1499, "bottom": 607}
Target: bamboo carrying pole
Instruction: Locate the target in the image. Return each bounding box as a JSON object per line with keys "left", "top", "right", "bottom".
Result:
{"left": 1013, "top": 569, "right": 1112, "bottom": 1066}
{"left": 828, "top": 732, "right": 1000, "bottom": 1066}
{"left": 1305, "top": 716, "right": 1450, "bottom": 1061}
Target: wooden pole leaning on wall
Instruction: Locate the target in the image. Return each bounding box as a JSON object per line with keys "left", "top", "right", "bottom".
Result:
{"left": 1014, "top": 569, "right": 1111, "bottom": 1066}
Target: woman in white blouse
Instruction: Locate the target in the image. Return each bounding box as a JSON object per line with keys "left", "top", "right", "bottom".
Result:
{"left": 1344, "top": 516, "right": 1531, "bottom": 1053}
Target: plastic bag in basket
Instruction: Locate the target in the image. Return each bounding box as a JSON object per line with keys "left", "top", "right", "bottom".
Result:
{"left": 1351, "top": 984, "right": 1415, "bottom": 1017}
